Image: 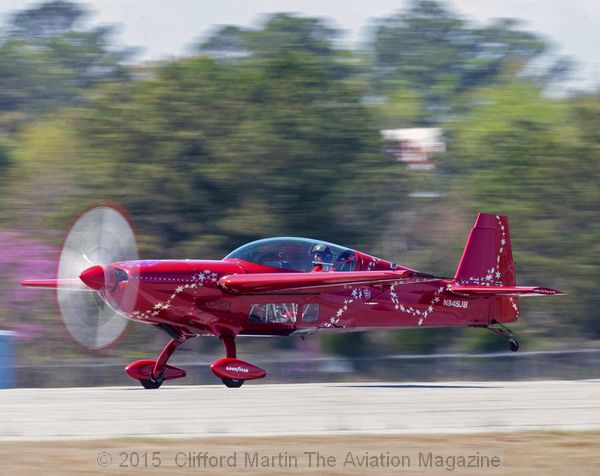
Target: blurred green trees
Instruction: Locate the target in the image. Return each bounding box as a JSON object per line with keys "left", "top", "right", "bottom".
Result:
{"left": 0, "top": 0, "right": 130, "bottom": 128}
{"left": 369, "top": 0, "right": 568, "bottom": 124}
{"left": 0, "top": 0, "right": 598, "bottom": 360}
{"left": 66, "top": 14, "right": 406, "bottom": 257}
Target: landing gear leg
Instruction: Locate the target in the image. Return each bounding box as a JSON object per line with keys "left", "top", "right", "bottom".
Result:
{"left": 219, "top": 335, "right": 244, "bottom": 388}
{"left": 125, "top": 334, "right": 189, "bottom": 389}
{"left": 485, "top": 321, "right": 519, "bottom": 352}
{"left": 143, "top": 335, "right": 188, "bottom": 388}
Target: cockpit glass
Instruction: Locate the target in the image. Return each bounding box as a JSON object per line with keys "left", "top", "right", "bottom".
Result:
{"left": 225, "top": 237, "right": 357, "bottom": 272}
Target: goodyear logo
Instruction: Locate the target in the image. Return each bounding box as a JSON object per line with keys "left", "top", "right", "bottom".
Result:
{"left": 225, "top": 366, "right": 249, "bottom": 373}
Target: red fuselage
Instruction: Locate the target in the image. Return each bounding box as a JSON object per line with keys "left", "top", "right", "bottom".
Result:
{"left": 100, "top": 254, "right": 517, "bottom": 340}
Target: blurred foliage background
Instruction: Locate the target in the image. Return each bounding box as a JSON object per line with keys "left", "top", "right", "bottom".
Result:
{"left": 0, "top": 0, "right": 598, "bottom": 365}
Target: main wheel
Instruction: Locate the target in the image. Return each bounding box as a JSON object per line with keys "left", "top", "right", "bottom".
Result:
{"left": 140, "top": 377, "right": 163, "bottom": 389}
{"left": 222, "top": 378, "right": 244, "bottom": 388}
{"left": 509, "top": 339, "right": 519, "bottom": 352}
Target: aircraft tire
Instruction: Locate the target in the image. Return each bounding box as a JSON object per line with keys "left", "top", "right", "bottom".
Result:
{"left": 140, "top": 378, "right": 163, "bottom": 389}
{"left": 222, "top": 378, "right": 244, "bottom": 388}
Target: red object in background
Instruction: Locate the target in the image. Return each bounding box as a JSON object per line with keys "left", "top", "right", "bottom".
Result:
{"left": 22, "top": 208, "right": 563, "bottom": 389}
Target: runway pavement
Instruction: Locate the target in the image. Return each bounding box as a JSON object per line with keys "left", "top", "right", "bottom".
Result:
{"left": 1, "top": 380, "right": 599, "bottom": 441}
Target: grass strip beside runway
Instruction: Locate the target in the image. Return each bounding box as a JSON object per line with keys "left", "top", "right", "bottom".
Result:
{"left": 0, "top": 431, "right": 598, "bottom": 475}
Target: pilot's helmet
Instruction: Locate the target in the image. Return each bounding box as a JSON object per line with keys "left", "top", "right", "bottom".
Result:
{"left": 310, "top": 243, "right": 333, "bottom": 264}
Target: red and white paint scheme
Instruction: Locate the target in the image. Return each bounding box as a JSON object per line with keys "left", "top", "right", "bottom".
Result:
{"left": 22, "top": 207, "right": 563, "bottom": 389}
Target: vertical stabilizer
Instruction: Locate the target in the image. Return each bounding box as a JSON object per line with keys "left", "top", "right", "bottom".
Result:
{"left": 454, "top": 214, "right": 515, "bottom": 286}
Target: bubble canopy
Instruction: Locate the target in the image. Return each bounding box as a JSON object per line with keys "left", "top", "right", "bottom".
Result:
{"left": 225, "top": 237, "right": 357, "bottom": 272}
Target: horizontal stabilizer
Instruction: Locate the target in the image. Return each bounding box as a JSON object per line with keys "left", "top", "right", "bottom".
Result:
{"left": 21, "top": 278, "right": 91, "bottom": 291}
{"left": 219, "top": 270, "right": 435, "bottom": 294}
{"left": 448, "top": 284, "right": 564, "bottom": 296}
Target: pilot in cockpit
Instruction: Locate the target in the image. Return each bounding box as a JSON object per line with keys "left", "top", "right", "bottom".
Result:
{"left": 310, "top": 243, "right": 333, "bottom": 272}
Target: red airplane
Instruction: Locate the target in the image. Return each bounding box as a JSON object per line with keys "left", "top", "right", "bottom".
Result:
{"left": 22, "top": 206, "right": 563, "bottom": 389}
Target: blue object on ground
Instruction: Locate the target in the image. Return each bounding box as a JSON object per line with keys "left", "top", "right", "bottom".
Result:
{"left": 0, "top": 331, "right": 15, "bottom": 388}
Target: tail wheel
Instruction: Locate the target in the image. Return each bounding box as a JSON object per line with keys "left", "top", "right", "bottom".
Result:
{"left": 222, "top": 378, "right": 244, "bottom": 388}
{"left": 509, "top": 339, "right": 520, "bottom": 352}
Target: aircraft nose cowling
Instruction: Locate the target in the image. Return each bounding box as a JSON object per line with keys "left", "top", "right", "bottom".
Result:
{"left": 80, "top": 265, "right": 105, "bottom": 290}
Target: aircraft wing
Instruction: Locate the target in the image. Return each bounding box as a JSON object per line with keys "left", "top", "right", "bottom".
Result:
{"left": 219, "top": 270, "right": 437, "bottom": 294}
